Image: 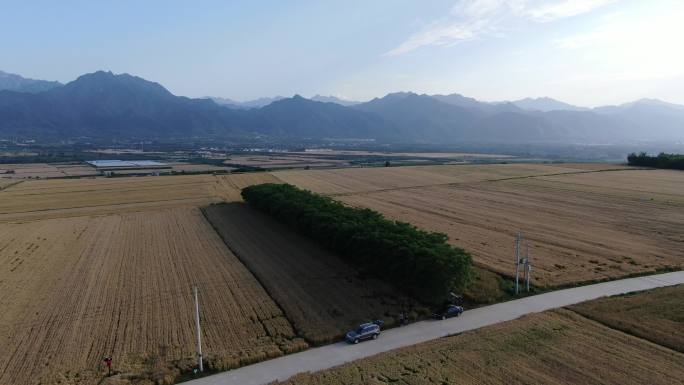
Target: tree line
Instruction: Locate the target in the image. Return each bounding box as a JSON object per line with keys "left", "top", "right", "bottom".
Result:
{"left": 627, "top": 152, "right": 684, "bottom": 170}
{"left": 242, "top": 183, "right": 472, "bottom": 304}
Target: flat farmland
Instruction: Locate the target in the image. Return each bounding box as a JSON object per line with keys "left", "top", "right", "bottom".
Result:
{"left": 276, "top": 165, "right": 684, "bottom": 286}
{"left": 0, "top": 208, "right": 305, "bottom": 385}
{"left": 224, "top": 155, "right": 347, "bottom": 169}
{"left": 0, "top": 163, "right": 99, "bottom": 178}
{"left": 0, "top": 174, "right": 221, "bottom": 222}
{"left": 203, "top": 203, "right": 418, "bottom": 345}
{"left": 275, "top": 163, "right": 625, "bottom": 195}
{"left": 0, "top": 178, "right": 19, "bottom": 190}
{"left": 277, "top": 309, "right": 684, "bottom": 385}
{"left": 290, "top": 150, "right": 516, "bottom": 159}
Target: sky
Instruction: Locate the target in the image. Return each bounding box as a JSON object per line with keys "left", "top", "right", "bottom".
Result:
{"left": 1, "top": 0, "right": 683, "bottom": 106}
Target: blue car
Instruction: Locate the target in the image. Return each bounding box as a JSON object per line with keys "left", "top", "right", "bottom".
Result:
{"left": 433, "top": 305, "right": 464, "bottom": 320}
{"left": 345, "top": 322, "right": 380, "bottom": 344}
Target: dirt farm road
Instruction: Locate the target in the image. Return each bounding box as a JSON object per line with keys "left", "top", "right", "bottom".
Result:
{"left": 187, "top": 271, "right": 684, "bottom": 385}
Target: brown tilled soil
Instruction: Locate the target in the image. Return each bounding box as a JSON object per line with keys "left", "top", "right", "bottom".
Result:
{"left": 203, "top": 203, "right": 420, "bottom": 345}
{"left": 0, "top": 208, "right": 305, "bottom": 385}
{"left": 276, "top": 309, "right": 684, "bottom": 385}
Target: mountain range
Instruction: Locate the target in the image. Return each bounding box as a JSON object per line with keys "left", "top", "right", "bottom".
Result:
{"left": 0, "top": 70, "right": 682, "bottom": 143}
{"left": 0, "top": 70, "right": 62, "bottom": 94}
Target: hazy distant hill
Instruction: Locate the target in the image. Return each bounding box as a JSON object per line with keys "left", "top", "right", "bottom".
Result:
{"left": 355, "top": 92, "right": 481, "bottom": 141}
{"left": 591, "top": 99, "right": 684, "bottom": 140}
{"left": 210, "top": 95, "right": 285, "bottom": 109}
{"left": 511, "top": 97, "right": 587, "bottom": 112}
{"left": 247, "top": 95, "right": 395, "bottom": 139}
{"left": 1, "top": 70, "right": 683, "bottom": 143}
{"left": 356, "top": 92, "right": 574, "bottom": 142}
{"left": 0, "top": 72, "right": 390, "bottom": 140}
{"left": 0, "top": 71, "right": 246, "bottom": 138}
{"left": 432, "top": 93, "right": 523, "bottom": 115}
{"left": 309, "top": 95, "right": 360, "bottom": 106}
{"left": 0, "top": 70, "right": 62, "bottom": 93}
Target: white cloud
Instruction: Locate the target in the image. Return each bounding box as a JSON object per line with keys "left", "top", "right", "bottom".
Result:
{"left": 385, "top": 0, "right": 617, "bottom": 56}
{"left": 524, "top": 0, "right": 617, "bottom": 22}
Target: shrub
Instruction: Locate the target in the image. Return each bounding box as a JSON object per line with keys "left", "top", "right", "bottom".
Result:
{"left": 627, "top": 152, "right": 684, "bottom": 170}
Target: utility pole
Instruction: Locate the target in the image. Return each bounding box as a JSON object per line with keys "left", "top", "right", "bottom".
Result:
{"left": 525, "top": 241, "right": 532, "bottom": 292}
{"left": 193, "top": 285, "right": 204, "bottom": 372}
{"left": 515, "top": 232, "right": 521, "bottom": 294}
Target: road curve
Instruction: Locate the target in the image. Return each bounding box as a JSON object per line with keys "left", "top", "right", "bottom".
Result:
{"left": 186, "top": 271, "right": 684, "bottom": 385}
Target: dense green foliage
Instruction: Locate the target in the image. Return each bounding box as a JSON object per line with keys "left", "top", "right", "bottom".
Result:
{"left": 242, "top": 183, "right": 472, "bottom": 304}
{"left": 627, "top": 152, "right": 684, "bottom": 170}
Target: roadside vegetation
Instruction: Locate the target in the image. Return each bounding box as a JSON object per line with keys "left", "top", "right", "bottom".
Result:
{"left": 628, "top": 152, "right": 684, "bottom": 170}
{"left": 241, "top": 183, "right": 473, "bottom": 304}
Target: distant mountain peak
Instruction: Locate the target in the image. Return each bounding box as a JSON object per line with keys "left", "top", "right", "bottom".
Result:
{"left": 61, "top": 70, "right": 173, "bottom": 98}
{"left": 511, "top": 97, "right": 587, "bottom": 112}
{"left": 627, "top": 98, "right": 684, "bottom": 109}
{"left": 218, "top": 95, "right": 286, "bottom": 109}
{"left": 385, "top": 91, "right": 417, "bottom": 98}
{"left": 0, "top": 70, "right": 62, "bottom": 93}
{"left": 310, "top": 94, "right": 360, "bottom": 106}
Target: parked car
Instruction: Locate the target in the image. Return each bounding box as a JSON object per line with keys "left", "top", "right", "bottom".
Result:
{"left": 345, "top": 322, "right": 381, "bottom": 344}
{"left": 433, "top": 305, "right": 464, "bottom": 320}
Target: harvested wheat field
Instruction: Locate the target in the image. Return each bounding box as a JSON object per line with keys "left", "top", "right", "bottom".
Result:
{"left": 276, "top": 165, "right": 684, "bottom": 286}
{"left": 203, "top": 203, "right": 419, "bottom": 345}
{"left": 570, "top": 285, "right": 684, "bottom": 352}
{"left": 0, "top": 174, "right": 222, "bottom": 222}
{"left": 275, "top": 163, "right": 623, "bottom": 195}
{"left": 224, "top": 155, "right": 347, "bottom": 169}
{"left": 211, "top": 172, "right": 283, "bottom": 201}
{"left": 277, "top": 308, "right": 684, "bottom": 385}
{"left": 0, "top": 178, "right": 20, "bottom": 190}
{"left": 0, "top": 208, "right": 305, "bottom": 385}
{"left": 0, "top": 163, "right": 99, "bottom": 178}
{"left": 0, "top": 172, "right": 286, "bottom": 222}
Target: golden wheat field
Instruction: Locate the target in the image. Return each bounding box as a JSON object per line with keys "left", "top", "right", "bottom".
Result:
{"left": 570, "top": 284, "right": 684, "bottom": 352}
{"left": 277, "top": 308, "right": 684, "bottom": 385}
{"left": 0, "top": 178, "right": 19, "bottom": 189}
{"left": 0, "top": 207, "right": 306, "bottom": 385}
{"left": 203, "top": 203, "right": 418, "bottom": 345}
{"left": 276, "top": 165, "right": 684, "bottom": 286}
{"left": 0, "top": 174, "right": 222, "bottom": 222}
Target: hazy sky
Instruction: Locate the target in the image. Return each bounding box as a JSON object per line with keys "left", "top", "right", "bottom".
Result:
{"left": 1, "top": 0, "right": 682, "bottom": 106}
